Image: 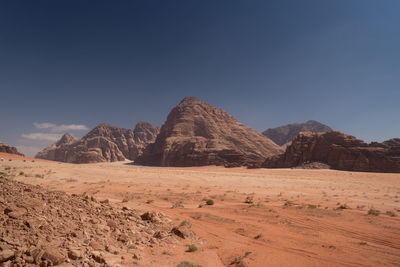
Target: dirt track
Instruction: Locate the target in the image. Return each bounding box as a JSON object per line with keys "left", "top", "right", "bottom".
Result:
{"left": 2, "top": 153, "right": 400, "bottom": 266}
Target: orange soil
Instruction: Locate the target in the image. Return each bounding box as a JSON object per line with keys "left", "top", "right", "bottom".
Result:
{"left": 2, "top": 157, "right": 400, "bottom": 266}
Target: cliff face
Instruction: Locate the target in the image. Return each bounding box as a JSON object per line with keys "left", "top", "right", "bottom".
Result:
{"left": 263, "top": 131, "right": 400, "bottom": 173}
{"left": 136, "top": 97, "right": 283, "bottom": 167}
{"left": 35, "top": 123, "right": 159, "bottom": 163}
{"left": 0, "top": 141, "right": 24, "bottom": 156}
{"left": 262, "top": 120, "right": 332, "bottom": 146}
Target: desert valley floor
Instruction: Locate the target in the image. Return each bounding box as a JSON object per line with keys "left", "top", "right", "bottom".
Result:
{"left": 1, "top": 152, "right": 400, "bottom": 267}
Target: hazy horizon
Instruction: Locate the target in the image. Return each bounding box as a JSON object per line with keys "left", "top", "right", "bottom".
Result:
{"left": 1, "top": 1, "right": 399, "bottom": 157}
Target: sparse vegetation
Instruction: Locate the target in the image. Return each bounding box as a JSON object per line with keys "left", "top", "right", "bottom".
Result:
{"left": 19, "top": 171, "right": 24, "bottom": 176}
{"left": 146, "top": 199, "right": 154, "bottom": 204}
{"left": 179, "top": 220, "right": 192, "bottom": 227}
{"left": 172, "top": 201, "right": 184, "bottom": 208}
{"left": 367, "top": 208, "right": 380, "bottom": 216}
{"left": 386, "top": 210, "right": 397, "bottom": 217}
{"left": 229, "top": 251, "right": 252, "bottom": 266}
{"left": 244, "top": 196, "right": 253, "bottom": 204}
{"left": 177, "top": 261, "right": 201, "bottom": 267}
{"left": 336, "top": 204, "right": 349, "bottom": 210}
{"left": 186, "top": 244, "right": 198, "bottom": 252}
{"left": 206, "top": 199, "right": 214, "bottom": 205}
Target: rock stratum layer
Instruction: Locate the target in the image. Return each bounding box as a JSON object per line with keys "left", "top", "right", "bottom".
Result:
{"left": 0, "top": 141, "right": 24, "bottom": 156}
{"left": 263, "top": 131, "right": 400, "bottom": 173}
{"left": 136, "top": 96, "right": 283, "bottom": 167}
{"left": 35, "top": 122, "right": 159, "bottom": 163}
{"left": 262, "top": 120, "right": 333, "bottom": 146}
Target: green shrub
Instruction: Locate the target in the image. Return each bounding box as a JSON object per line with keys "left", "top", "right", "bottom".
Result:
{"left": 368, "top": 208, "right": 380, "bottom": 216}
{"left": 177, "top": 261, "right": 201, "bottom": 267}
{"left": 206, "top": 199, "right": 214, "bottom": 205}
{"left": 186, "top": 244, "right": 198, "bottom": 252}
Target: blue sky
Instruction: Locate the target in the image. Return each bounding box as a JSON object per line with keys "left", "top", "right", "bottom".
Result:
{"left": 1, "top": 1, "right": 399, "bottom": 156}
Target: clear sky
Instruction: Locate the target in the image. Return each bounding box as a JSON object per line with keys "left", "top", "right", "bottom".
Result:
{"left": 1, "top": 0, "right": 399, "bottom": 157}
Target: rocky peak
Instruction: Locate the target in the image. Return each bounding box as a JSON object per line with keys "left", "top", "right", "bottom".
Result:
{"left": 136, "top": 97, "right": 283, "bottom": 167}
{"left": 263, "top": 120, "right": 333, "bottom": 146}
{"left": 55, "top": 133, "right": 75, "bottom": 147}
{"left": 179, "top": 96, "right": 201, "bottom": 105}
{"left": 134, "top": 121, "right": 159, "bottom": 134}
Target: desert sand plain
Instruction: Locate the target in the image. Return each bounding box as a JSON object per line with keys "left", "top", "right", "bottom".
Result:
{"left": 1, "top": 152, "right": 400, "bottom": 267}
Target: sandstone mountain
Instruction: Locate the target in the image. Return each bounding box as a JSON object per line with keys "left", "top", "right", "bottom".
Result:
{"left": 35, "top": 122, "right": 159, "bottom": 163}
{"left": 262, "top": 120, "right": 333, "bottom": 146}
{"left": 0, "top": 141, "right": 24, "bottom": 156}
{"left": 136, "top": 96, "right": 283, "bottom": 167}
{"left": 263, "top": 131, "right": 400, "bottom": 173}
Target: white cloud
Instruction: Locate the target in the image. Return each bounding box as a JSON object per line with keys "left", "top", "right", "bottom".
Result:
{"left": 21, "top": 133, "right": 62, "bottom": 142}
{"left": 33, "top": 122, "right": 57, "bottom": 129}
{"left": 34, "top": 122, "right": 89, "bottom": 133}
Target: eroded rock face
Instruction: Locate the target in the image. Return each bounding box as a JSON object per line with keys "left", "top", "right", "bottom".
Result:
{"left": 136, "top": 96, "right": 283, "bottom": 167}
{"left": 263, "top": 131, "right": 400, "bottom": 173}
{"left": 0, "top": 141, "right": 24, "bottom": 156}
{"left": 35, "top": 122, "right": 159, "bottom": 163}
{"left": 262, "top": 120, "right": 333, "bottom": 146}
{"left": 35, "top": 133, "right": 76, "bottom": 162}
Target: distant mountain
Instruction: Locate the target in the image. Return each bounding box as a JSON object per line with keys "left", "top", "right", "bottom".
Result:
{"left": 35, "top": 133, "right": 76, "bottom": 161}
{"left": 263, "top": 131, "right": 400, "bottom": 173}
{"left": 0, "top": 141, "right": 24, "bottom": 156}
{"left": 35, "top": 122, "right": 159, "bottom": 163}
{"left": 262, "top": 120, "right": 333, "bottom": 146}
{"left": 136, "top": 96, "right": 283, "bottom": 167}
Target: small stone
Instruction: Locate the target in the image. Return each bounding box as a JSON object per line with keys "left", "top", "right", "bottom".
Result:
{"left": 117, "top": 233, "right": 129, "bottom": 243}
{"left": 107, "top": 220, "right": 118, "bottom": 229}
{"left": 67, "top": 249, "right": 82, "bottom": 260}
{"left": 0, "top": 249, "right": 14, "bottom": 263}
{"left": 89, "top": 240, "right": 104, "bottom": 250}
{"left": 91, "top": 251, "right": 105, "bottom": 264}
{"left": 42, "top": 247, "right": 66, "bottom": 265}
{"left": 153, "top": 231, "right": 168, "bottom": 239}
{"left": 105, "top": 245, "right": 119, "bottom": 255}
{"left": 100, "top": 199, "right": 109, "bottom": 204}
{"left": 171, "top": 226, "right": 196, "bottom": 239}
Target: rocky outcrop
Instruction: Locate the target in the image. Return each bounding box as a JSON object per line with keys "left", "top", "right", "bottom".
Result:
{"left": 0, "top": 176, "right": 181, "bottom": 266}
{"left": 35, "top": 133, "right": 76, "bottom": 161}
{"left": 262, "top": 120, "right": 332, "bottom": 146}
{"left": 35, "top": 122, "right": 159, "bottom": 163}
{"left": 263, "top": 131, "right": 400, "bottom": 173}
{"left": 0, "top": 141, "right": 24, "bottom": 156}
{"left": 136, "top": 96, "right": 283, "bottom": 167}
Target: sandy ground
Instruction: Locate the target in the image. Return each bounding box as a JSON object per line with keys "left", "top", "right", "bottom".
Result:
{"left": 1, "top": 152, "right": 400, "bottom": 267}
